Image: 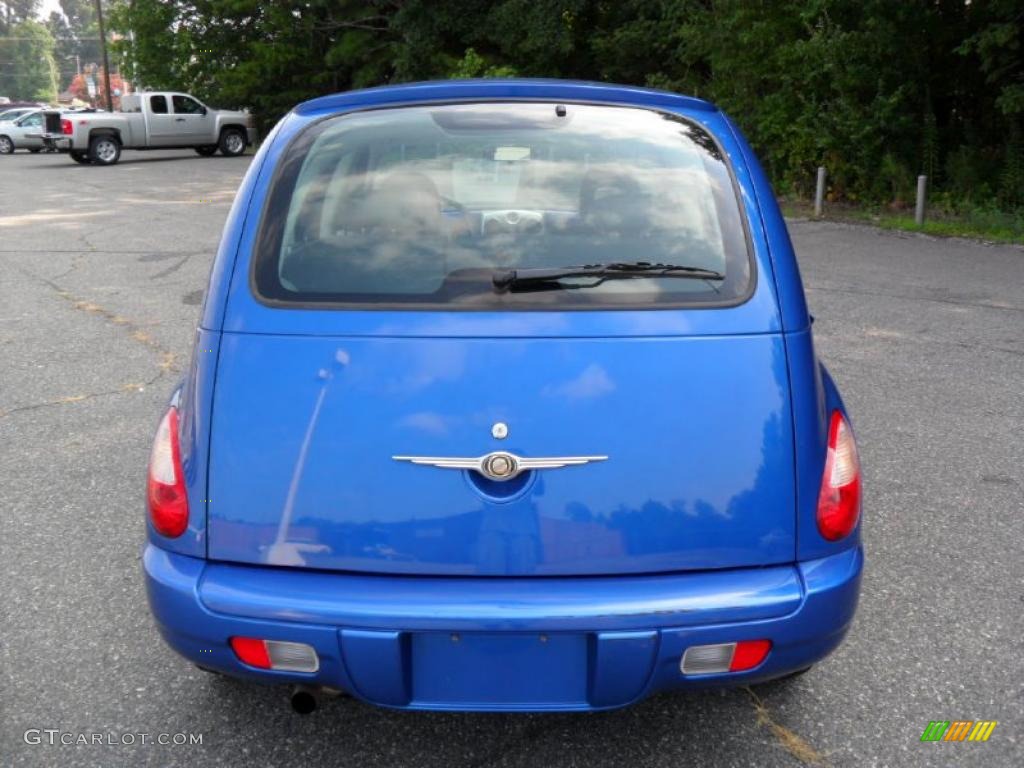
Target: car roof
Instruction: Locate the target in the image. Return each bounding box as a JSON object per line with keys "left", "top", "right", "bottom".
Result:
{"left": 295, "top": 79, "right": 718, "bottom": 116}
{"left": 0, "top": 107, "right": 34, "bottom": 119}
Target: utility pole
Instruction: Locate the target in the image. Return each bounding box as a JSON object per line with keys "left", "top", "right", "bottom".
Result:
{"left": 94, "top": 0, "right": 114, "bottom": 112}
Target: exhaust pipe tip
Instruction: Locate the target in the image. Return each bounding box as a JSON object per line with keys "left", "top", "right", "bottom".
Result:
{"left": 290, "top": 685, "right": 319, "bottom": 715}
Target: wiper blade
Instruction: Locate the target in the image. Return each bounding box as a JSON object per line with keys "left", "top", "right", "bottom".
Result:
{"left": 492, "top": 262, "right": 725, "bottom": 292}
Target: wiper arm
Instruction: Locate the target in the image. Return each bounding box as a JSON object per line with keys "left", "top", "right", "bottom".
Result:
{"left": 492, "top": 262, "right": 725, "bottom": 292}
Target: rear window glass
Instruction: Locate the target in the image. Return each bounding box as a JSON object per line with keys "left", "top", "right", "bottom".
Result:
{"left": 253, "top": 103, "right": 752, "bottom": 309}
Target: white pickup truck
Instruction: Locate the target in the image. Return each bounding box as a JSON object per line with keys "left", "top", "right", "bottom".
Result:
{"left": 42, "top": 92, "right": 256, "bottom": 165}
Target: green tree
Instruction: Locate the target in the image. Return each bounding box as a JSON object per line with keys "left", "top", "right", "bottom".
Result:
{"left": 49, "top": 1, "right": 103, "bottom": 88}
{"left": 110, "top": 1, "right": 403, "bottom": 130}
{"left": 959, "top": 0, "right": 1023, "bottom": 119}
{"left": 448, "top": 48, "right": 517, "bottom": 79}
{"left": 0, "top": 1, "right": 40, "bottom": 34}
{"left": 105, "top": 0, "right": 1024, "bottom": 210}
{"left": 108, "top": 0, "right": 180, "bottom": 90}
{"left": 958, "top": 0, "right": 1023, "bottom": 207}
{"left": 0, "top": 19, "right": 58, "bottom": 101}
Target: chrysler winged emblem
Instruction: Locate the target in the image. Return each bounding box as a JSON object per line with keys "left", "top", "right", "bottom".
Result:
{"left": 392, "top": 451, "right": 607, "bottom": 482}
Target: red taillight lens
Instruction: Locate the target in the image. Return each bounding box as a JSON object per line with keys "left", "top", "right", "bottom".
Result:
{"left": 816, "top": 410, "right": 861, "bottom": 541}
{"left": 147, "top": 407, "right": 189, "bottom": 537}
{"left": 230, "top": 637, "right": 272, "bottom": 669}
{"left": 729, "top": 639, "right": 772, "bottom": 672}
{"left": 61, "top": 118, "right": 73, "bottom": 135}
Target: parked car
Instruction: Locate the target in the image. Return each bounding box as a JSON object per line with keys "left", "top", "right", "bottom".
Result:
{"left": 0, "top": 110, "right": 45, "bottom": 154}
{"left": 41, "top": 91, "right": 256, "bottom": 165}
{"left": 144, "top": 79, "right": 863, "bottom": 715}
{"left": 0, "top": 106, "right": 39, "bottom": 124}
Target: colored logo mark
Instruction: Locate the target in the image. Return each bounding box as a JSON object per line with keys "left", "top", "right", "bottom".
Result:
{"left": 920, "top": 721, "right": 997, "bottom": 742}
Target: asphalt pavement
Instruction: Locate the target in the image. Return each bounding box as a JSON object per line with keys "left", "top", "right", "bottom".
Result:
{"left": 1, "top": 149, "right": 1021, "bottom": 767}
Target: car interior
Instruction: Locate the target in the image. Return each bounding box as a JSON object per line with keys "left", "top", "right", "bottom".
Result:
{"left": 269, "top": 105, "right": 747, "bottom": 304}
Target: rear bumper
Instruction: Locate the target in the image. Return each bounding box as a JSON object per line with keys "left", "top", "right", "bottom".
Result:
{"left": 144, "top": 544, "right": 863, "bottom": 712}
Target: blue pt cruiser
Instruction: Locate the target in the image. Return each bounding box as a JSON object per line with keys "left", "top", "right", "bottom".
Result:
{"left": 144, "top": 79, "right": 863, "bottom": 714}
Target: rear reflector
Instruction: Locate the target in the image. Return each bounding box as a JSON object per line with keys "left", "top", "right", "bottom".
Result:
{"left": 230, "top": 637, "right": 319, "bottom": 673}
{"left": 729, "top": 639, "right": 772, "bottom": 671}
{"left": 230, "top": 637, "right": 271, "bottom": 668}
{"left": 681, "top": 639, "right": 772, "bottom": 674}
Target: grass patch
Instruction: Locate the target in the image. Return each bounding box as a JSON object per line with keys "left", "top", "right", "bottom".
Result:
{"left": 780, "top": 199, "right": 1024, "bottom": 245}
{"left": 745, "top": 687, "right": 827, "bottom": 766}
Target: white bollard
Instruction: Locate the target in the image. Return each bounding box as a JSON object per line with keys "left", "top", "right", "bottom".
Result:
{"left": 814, "top": 167, "right": 826, "bottom": 217}
{"left": 915, "top": 175, "right": 927, "bottom": 225}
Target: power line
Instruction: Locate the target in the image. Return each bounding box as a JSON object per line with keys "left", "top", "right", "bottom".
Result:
{"left": 0, "top": 36, "right": 105, "bottom": 40}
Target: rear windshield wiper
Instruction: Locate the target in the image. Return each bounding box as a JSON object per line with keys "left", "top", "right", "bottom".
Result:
{"left": 492, "top": 262, "right": 726, "bottom": 292}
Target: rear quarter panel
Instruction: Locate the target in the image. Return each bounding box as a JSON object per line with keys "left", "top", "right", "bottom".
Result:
{"left": 723, "top": 116, "right": 860, "bottom": 560}
{"left": 146, "top": 328, "right": 220, "bottom": 558}
{"left": 785, "top": 328, "right": 861, "bottom": 561}
{"left": 148, "top": 125, "right": 283, "bottom": 556}
{"left": 71, "top": 114, "right": 137, "bottom": 149}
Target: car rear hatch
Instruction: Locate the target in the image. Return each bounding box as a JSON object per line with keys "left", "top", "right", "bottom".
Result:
{"left": 207, "top": 330, "right": 795, "bottom": 575}
{"left": 204, "top": 95, "right": 796, "bottom": 576}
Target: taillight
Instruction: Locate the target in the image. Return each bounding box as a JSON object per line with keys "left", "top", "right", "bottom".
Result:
{"left": 147, "top": 407, "right": 189, "bottom": 537}
{"left": 816, "top": 410, "right": 861, "bottom": 541}
{"left": 61, "top": 118, "right": 73, "bottom": 135}
{"left": 680, "top": 639, "right": 772, "bottom": 674}
{"left": 230, "top": 637, "right": 319, "bottom": 672}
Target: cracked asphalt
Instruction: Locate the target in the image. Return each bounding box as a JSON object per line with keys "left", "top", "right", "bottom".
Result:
{"left": 1, "top": 149, "right": 1022, "bottom": 767}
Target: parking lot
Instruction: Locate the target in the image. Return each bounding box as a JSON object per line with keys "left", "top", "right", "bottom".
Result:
{"left": 1, "top": 149, "right": 1021, "bottom": 767}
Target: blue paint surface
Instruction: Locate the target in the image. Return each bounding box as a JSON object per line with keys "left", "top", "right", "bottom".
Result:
{"left": 146, "top": 79, "right": 861, "bottom": 711}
